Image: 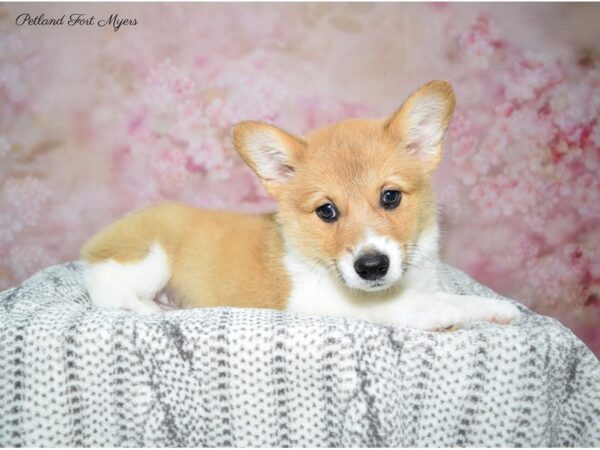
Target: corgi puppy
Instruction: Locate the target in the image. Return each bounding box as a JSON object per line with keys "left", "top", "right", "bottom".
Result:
{"left": 82, "top": 81, "right": 521, "bottom": 330}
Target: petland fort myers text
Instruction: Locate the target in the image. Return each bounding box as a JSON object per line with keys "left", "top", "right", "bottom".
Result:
{"left": 15, "top": 13, "right": 137, "bottom": 32}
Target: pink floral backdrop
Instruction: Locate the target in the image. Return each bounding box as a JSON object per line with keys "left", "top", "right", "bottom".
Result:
{"left": 1, "top": 3, "right": 599, "bottom": 355}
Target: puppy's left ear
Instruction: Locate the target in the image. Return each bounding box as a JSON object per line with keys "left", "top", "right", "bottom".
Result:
{"left": 384, "top": 80, "right": 456, "bottom": 172}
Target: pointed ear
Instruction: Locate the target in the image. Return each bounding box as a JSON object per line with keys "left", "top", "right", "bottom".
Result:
{"left": 384, "top": 80, "right": 456, "bottom": 171}
{"left": 232, "top": 121, "right": 306, "bottom": 197}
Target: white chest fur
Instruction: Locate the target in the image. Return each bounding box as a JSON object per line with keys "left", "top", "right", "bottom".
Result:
{"left": 283, "top": 243, "right": 436, "bottom": 325}
{"left": 282, "top": 244, "right": 521, "bottom": 330}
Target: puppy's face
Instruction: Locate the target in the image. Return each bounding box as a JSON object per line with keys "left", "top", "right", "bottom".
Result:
{"left": 234, "top": 81, "right": 455, "bottom": 292}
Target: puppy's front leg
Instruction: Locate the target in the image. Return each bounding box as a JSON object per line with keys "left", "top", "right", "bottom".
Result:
{"left": 388, "top": 290, "right": 521, "bottom": 331}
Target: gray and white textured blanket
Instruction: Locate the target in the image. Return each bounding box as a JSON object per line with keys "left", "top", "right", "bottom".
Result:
{"left": 0, "top": 261, "right": 599, "bottom": 447}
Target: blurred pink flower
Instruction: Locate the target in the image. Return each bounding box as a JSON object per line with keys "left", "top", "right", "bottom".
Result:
{"left": 458, "top": 16, "right": 502, "bottom": 69}
{"left": 0, "top": 177, "right": 52, "bottom": 245}
{"left": 438, "top": 15, "right": 600, "bottom": 316}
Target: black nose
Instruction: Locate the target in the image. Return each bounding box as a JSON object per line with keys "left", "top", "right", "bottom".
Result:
{"left": 354, "top": 253, "right": 389, "bottom": 280}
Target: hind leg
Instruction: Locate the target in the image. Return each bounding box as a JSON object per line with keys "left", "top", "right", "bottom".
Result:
{"left": 84, "top": 241, "right": 171, "bottom": 314}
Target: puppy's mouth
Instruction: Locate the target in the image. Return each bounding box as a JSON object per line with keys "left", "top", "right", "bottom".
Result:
{"left": 353, "top": 276, "right": 402, "bottom": 292}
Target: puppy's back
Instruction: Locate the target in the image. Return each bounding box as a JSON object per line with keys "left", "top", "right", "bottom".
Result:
{"left": 82, "top": 202, "right": 194, "bottom": 263}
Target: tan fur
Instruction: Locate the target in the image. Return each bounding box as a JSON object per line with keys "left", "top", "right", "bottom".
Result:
{"left": 274, "top": 117, "right": 439, "bottom": 268}
{"left": 82, "top": 204, "right": 290, "bottom": 309}
{"left": 82, "top": 80, "right": 455, "bottom": 311}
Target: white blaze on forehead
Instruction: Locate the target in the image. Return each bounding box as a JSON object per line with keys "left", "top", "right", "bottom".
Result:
{"left": 360, "top": 228, "right": 395, "bottom": 254}
{"left": 337, "top": 228, "right": 404, "bottom": 291}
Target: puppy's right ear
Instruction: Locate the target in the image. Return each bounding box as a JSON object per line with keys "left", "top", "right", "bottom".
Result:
{"left": 233, "top": 121, "right": 306, "bottom": 197}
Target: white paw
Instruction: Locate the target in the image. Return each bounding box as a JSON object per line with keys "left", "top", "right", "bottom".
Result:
{"left": 388, "top": 292, "right": 522, "bottom": 331}
{"left": 432, "top": 293, "right": 521, "bottom": 330}
{"left": 479, "top": 297, "right": 521, "bottom": 325}
{"left": 86, "top": 284, "right": 163, "bottom": 315}
{"left": 84, "top": 262, "right": 164, "bottom": 315}
{"left": 122, "top": 299, "right": 164, "bottom": 315}
{"left": 408, "top": 303, "right": 470, "bottom": 331}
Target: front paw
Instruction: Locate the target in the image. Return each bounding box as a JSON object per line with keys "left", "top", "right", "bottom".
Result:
{"left": 390, "top": 301, "right": 471, "bottom": 331}
{"left": 382, "top": 292, "right": 522, "bottom": 331}
{"left": 484, "top": 299, "right": 521, "bottom": 325}
{"left": 435, "top": 293, "right": 522, "bottom": 329}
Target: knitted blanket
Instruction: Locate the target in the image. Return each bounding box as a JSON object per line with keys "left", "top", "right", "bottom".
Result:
{"left": 0, "top": 261, "right": 599, "bottom": 447}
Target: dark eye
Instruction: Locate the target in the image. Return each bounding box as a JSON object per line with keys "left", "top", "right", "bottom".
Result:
{"left": 316, "top": 203, "right": 339, "bottom": 223}
{"left": 381, "top": 190, "right": 402, "bottom": 209}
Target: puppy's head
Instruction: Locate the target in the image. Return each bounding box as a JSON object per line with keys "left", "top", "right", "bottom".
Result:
{"left": 233, "top": 80, "right": 455, "bottom": 292}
